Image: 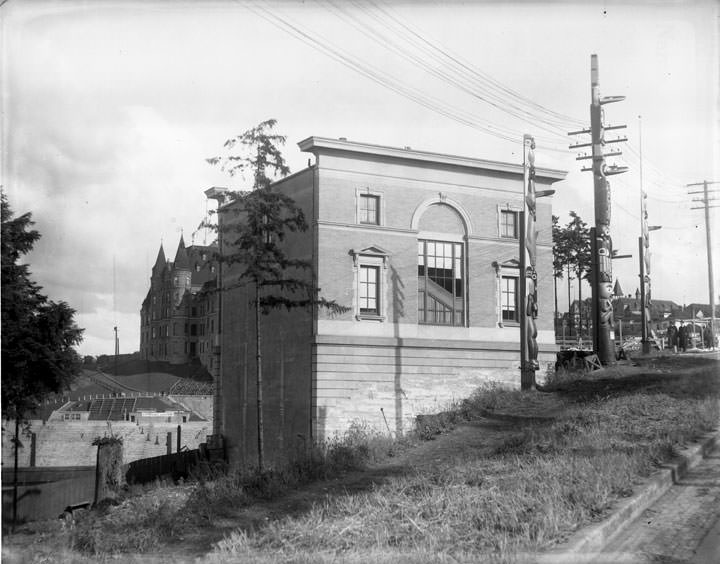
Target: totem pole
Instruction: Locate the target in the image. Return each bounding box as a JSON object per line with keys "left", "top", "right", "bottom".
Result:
{"left": 519, "top": 135, "right": 539, "bottom": 389}
{"left": 519, "top": 135, "right": 555, "bottom": 389}
{"left": 639, "top": 188, "right": 659, "bottom": 354}
{"left": 588, "top": 54, "right": 627, "bottom": 364}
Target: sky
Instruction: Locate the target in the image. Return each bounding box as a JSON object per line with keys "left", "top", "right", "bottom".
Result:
{"left": 2, "top": 0, "right": 718, "bottom": 356}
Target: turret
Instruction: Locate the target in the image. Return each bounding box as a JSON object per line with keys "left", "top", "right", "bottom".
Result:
{"left": 151, "top": 243, "right": 166, "bottom": 279}
{"left": 172, "top": 235, "right": 192, "bottom": 306}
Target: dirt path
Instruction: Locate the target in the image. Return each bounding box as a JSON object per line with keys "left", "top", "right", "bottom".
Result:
{"left": 148, "top": 414, "right": 553, "bottom": 561}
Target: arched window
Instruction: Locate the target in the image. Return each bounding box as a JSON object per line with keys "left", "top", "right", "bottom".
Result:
{"left": 414, "top": 200, "right": 469, "bottom": 327}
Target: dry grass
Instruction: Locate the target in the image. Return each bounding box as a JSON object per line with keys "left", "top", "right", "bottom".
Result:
{"left": 205, "top": 360, "right": 719, "bottom": 563}
{"left": 4, "top": 356, "right": 718, "bottom": 563}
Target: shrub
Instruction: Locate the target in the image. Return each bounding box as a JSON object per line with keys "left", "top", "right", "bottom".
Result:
{"left": 72, "top": 485, "right": 186, "bottom": 555}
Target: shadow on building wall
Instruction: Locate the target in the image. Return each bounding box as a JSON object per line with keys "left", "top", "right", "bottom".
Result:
{"left": 390, "top": 265, "right": 407, "bottom": 437}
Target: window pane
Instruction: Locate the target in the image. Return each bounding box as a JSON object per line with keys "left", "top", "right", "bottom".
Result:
{"left": 418, "top": 239, "right": 465, "bottom": 326}
{"left": 360, "top": 265, "right": 379, "bottom": 314}
{"left": 360, "top": 195, "right": 379, "bottom": 224}
{"left": 501, "top": 276, "right": 518, "bottom": 321}
{"left": 501, "top": 211, "right": 518, "bottom": 238}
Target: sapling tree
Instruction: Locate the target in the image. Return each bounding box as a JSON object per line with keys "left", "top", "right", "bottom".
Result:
{"left": 207, "top": 119, "right": 347, "bottom": 471}
{"left": 552, "top": 211, "right": 591, "bottom": 338}
{"left": 552, "top": 214, "right": 566, "bottom": 326}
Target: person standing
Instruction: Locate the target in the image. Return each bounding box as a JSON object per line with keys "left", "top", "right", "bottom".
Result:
{"left": 678, "top": 322, "right": 687, "bottom": 353}
{"left": 703, "top": 324, "right": 713, "bottom": 349}
{"left": 666, "top": 322, "right": 678, "bottom": 353}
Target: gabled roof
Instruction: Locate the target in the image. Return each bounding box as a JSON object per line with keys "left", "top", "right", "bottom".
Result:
{"left": 59, "top": 396, "right": 206, "bottom": 421}
{"left": 187, "top": 244, "right": 217, "bottom": 286}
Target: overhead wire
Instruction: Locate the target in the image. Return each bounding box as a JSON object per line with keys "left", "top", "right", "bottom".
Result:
{"left": 341, "top": 0, "right": 578, "bottom": 140}
{"left": 366, "top": 0, "right": 586, "bottom": 129}
{"left": 248, "top": 0, "right": 692, "bottom": 208}
{"left": 246, "top": 2, "right": 528, "bottom": 144}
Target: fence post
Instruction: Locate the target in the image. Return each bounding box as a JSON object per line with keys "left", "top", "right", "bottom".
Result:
{"left": 94, "top": 438, "right": 124, "bottom": 505}
{"left": 30, "top": 433, "right": 37, "bottom": 467}
{"left": 177, "top": 425, "right": 181, "bottom": 453}
{"left": 166, "top": 432, "right": 172, "bottom": 455}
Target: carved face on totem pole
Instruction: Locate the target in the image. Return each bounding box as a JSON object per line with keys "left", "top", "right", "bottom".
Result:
{"left": 599, "top": 281, "right": 614, "bottom": 328}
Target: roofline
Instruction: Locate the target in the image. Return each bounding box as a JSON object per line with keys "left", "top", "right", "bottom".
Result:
{"left": 297, "top": 136, "right": 567, "bottom": 181}
{"left": 216, "top": 167, "right": 315, "bottom": 212}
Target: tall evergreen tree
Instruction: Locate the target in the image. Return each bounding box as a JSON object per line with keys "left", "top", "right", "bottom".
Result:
{"left": 1, "top": 193, "right": 83, "bottom": 420}
{"left": 208, "top": 119, "right": 347, "bottom": 470}
{"left": 1, "top": 192, "right": 83, "bottom": 528}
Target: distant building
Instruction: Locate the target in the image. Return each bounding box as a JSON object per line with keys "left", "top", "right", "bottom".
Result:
{"left": 139, "top": 236, "right": 219, "bottom": 371}
{"left": 218, "top": 136, "right": 566, "bottom": 467}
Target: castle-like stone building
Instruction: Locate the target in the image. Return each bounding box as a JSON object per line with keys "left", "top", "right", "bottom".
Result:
{"left": 139, "top": 236, "right": 219, "bottom": 371}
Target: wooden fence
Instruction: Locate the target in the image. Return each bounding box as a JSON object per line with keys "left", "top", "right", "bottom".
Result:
{"left": 124, "top": 448, "right": 201, "bottom": 484}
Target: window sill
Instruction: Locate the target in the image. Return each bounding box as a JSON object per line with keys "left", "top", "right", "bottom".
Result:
{"left": 356, "top": 313, "right": 385, "bottom": 322}
{"left": 499, "top": 321, "right": 520, "bottom": 327}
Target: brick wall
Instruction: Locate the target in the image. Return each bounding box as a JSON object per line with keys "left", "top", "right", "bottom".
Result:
{"left": 217, "top": 144, "right": 564, "bottom": 466}
{"left": 219, "top": 168, "right": 315, "bottom": 468}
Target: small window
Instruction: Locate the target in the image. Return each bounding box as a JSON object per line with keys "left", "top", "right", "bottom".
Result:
{"left": 359, "top": 265, "right": 379, "bottom": 314}
{"left": 195, "top": 264, "right": 201, "bottom": 272}
{"left": 359, "top": 194, "right": 380, "bottom": 225}
{"left": 500, "top": 210, "right": 519, "bottom": 238}
{"left": 351, "top": 247, "right": 389, "bottom": 320}
{"left": 501, "top": 276, "right": 519, "bottom": 322}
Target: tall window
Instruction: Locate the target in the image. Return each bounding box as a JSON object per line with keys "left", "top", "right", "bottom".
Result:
{"left": 418, "top": 240, "right": 465, "bottom": 326}
{"left": 359, "top": 194, "right": 379, "bottom": 225}
{"left": 359, "top": 265, "right": 379, "bottom": 315}
{"left": 500, "top": 210, "right": 518, "bottom": 238}
{"left": 501, "top": 276, "right": 519, "bottom": 322}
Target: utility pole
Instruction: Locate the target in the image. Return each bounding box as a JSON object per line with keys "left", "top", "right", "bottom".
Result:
{"left": 569, "top": 54, "right": 628, "bottom": 364}
{"left": 113, "top": 326, "right": 119, "bottom": 376}
{"left": 519, "top": 134, "right": 554, "bottom": 390}
{"left": 687, "top": 180, "right": 719, "bottom": 343}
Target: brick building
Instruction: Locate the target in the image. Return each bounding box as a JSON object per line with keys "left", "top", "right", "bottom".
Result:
{"left": 139, "top": 236, "right": 219, "bottom": 371}
{"left": 218, "top": 137, "right": 566, "bottom": 466}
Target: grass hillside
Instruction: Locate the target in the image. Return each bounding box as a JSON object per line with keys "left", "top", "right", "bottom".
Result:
{"left": 3, "top": 354, "right": 719, "bottom": 563}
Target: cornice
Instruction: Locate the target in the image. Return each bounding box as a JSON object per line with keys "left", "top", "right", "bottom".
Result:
{"left": 298, "top": 136, "right": 567, "bottom": 182}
